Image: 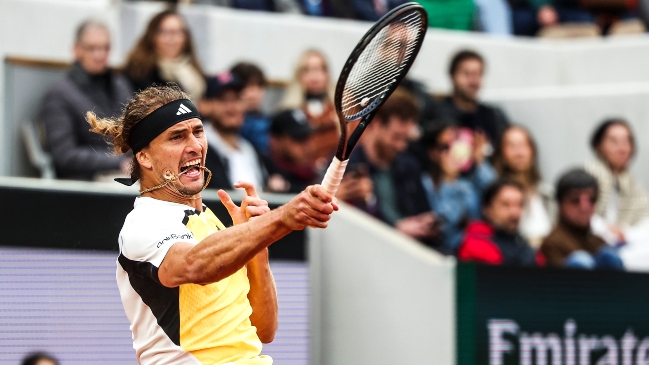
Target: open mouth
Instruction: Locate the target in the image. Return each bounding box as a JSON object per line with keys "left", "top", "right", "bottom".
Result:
{"left": 180, "top": 158, "right": 203, "bottom": 178}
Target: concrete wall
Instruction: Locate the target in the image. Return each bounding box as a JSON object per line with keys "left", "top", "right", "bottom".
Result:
{"left": 309, "top": 205, "right": 456, "bottom": 365}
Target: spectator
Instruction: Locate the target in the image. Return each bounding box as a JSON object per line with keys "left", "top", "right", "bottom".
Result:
{"left": 21, "top": 352, "right": 59, "bottom": 365}
{"left": 420, "top": 121, "right": 481, "bottom": 252}
{"left": 265, "top": 109, "right": 318, "bottom": 193}
{"left": 540, "top": 168, "right": 624, "bottom": 269}
{"left": 192, "top": 0, "right": 303, "bottom": 13}
{"left": 458, "top": 179, "right": 537, "bottom": 266}
{"left": 200, "top": 72, "right": 268, "bottom": 190}
{"left": 338, "top": 88, "right": 439, "bottom": 245}
{"left": 493, "top": 125, "right": 553, "bottom": 248}
{"left": 508, "top": 0, "right": 595, "bottom": 36}
{"left": 278, "top": 49, "right": 339, "bottom": 167}
{"left": 432, "top": 50, "right": 510, "bottom": 147}
{"left": 230, "top": 62, "right": 271, "bottom": 154}
{"left": 40, "top": 20, "right": 133, "bottom": 181}
{"left": 348, "top": 0, "right": 407, "bottom": 21}
{"left": 585, "top": 119, "right": 649, "bottom": 271}
{"left": 474, "top": 0, "right": 513, "bottom": 34}
{"left": 123, "top": 10, "right": 205, "bottom": 100}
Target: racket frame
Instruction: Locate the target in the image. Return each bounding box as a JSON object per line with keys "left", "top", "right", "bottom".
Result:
{"left": 333, "top": 2, "right": 428, "bottom": 162}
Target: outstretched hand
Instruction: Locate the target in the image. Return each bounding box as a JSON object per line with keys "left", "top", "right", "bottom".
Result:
{"left": 281, "top": 184, "right": 339, "bottom": 231}
{"left": 218, "top": 181, "right": 270, "bottom": 225}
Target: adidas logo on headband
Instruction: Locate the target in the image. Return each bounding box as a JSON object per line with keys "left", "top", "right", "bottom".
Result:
{"left": 176, "top": 103, "right": 191, "bottom": 115}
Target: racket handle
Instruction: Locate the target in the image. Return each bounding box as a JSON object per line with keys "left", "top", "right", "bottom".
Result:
{"left": 321, "top": 157, "right": 349, "bottom": 197}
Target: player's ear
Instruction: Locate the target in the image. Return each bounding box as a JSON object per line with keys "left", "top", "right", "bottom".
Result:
{"left": 136, "top": 149, "right": 152, "bottom": 170}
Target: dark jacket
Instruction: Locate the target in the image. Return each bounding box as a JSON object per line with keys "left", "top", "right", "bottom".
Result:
{"left": 458, "top": 220, "right": 537, "bottom": 266}
{"left": 40, "top": 62, "right": 133, "bottom": 180}
{"left": 347, "top": 145, "right": 430, "bottom": 225}
{"left": 432, "top": 96, "right": 510, "bottom": 144}
{"left": 264, "top": 155, "right": 318, "bottom": 194}
{"left": 123, "top": 66, "right": 167, "bottom": 93}
{"left": 540, "top": 219, "right": 606, "bottom": 266}
{"left": 349, "top": 0, "right": 407, "bottom": 21}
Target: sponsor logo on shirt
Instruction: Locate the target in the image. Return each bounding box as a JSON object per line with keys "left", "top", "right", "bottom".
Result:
{"left": 157, "top": 233, "right": 194, "bottom": 248}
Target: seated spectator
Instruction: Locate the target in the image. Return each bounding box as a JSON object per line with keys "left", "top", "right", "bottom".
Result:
{"left": 278, "top": 49, "right": 339, "bottom": 167}
{"left": 265, "top": 109, "right": 318, "bottom": 193}
{"left": 200, "top": 72, "right": 268, "bottom": 190}
{"left": 231, "top": 62, "right": 271, "bottom": 154}
{"left": 540, "top": 168, "right": 624, "bottom": 270}
{"left": 493, "top": 125, "right": 553, "bottom": 248}
{"left": 40, "top": 20, "right": 133, "bottom": 181}
{"left": 474, "top": 0, "right": 513, "bottom": 34}
{"left": 431, "top": 50, "right": 510, "bottom": 148}
{"left": 458, "top": 179, "right": 537, "bottom": 266}
{"left": 21, "top": 352, "right": 59, "bottom": 365}
{"left": 338, "top": 88, "right": 439, "bottom": 246}
{"left": 585, "top": 119, "right": 649, "bottom": 271}
{"left": 123, "top": 10, "right": 205, "bottom": 100}
{"left": 508, "top": 0, "right": 595, "bottom": 36}
{"left": 420, "top": 122, "right": 481, "bottom": 252}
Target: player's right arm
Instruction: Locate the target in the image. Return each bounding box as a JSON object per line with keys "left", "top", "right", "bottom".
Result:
{"left": 158, "top": 185, "right": 337, "bottom": 288}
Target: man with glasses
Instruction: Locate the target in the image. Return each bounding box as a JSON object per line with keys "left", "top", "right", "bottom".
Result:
{"left": 540, "top": 168, "right": 624, "bottom": 270}
{"left": 40, "top": 19, "right": 133, "bottom": 180}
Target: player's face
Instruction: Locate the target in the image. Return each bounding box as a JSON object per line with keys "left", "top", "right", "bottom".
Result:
{"left": 502, "top": 127, "right": 534, "bottom": 173}
{"left": 597, "top": 124, "right": 633, "bottom": 172}
{"left": 74, "top": 26, "right": 111, "bottom": 75}
{"left": 154, "top": 15, "right": 187, "bottom": 60}
{"left": 484, "top": 186, "right": 524, "bottom": 234}
{"left": 147, "top": 118, "right": 207, "bottom": 195}
{"left": 452, "top": 58, "right": 483, "bottom": 102}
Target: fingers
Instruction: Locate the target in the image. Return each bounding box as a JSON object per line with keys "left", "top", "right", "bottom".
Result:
{"left": 217, "top": 189, "right": 239, "bottom": 215}
{"left": 246, "top": 205, "right": 271, "bottom": 218}
{"left": 240, "top": 195, "right": 269, "bottom": 219}
{"left": 233, "top": 180, "right": 259, "bottom": 198}
{"left": 290, "top": 203, "right": 333, "bottom": 229}
{"left": 282, "top": 185, "right": 338, "bottom": 230}
{"left": 307, "top": 184, "right": 333, "bottom": 204}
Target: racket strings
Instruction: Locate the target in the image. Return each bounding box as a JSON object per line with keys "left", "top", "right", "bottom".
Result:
{"left": 341, "top": 11, "right": 425, "bottom": 120}
{"left": 342, "top": 23, "right": 419, "bottom": 111}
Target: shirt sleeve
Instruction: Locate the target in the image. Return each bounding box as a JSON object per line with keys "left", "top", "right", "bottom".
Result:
{"left": 119, "top": 208, "right": 198, "bottom": 270}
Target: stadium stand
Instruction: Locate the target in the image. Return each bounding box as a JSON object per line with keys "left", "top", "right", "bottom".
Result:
{"left": 4, "top": 0, "right": 649, "bottom": 364}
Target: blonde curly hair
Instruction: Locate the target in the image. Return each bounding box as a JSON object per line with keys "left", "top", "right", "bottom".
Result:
{"left": 87, "top": 84, "right": 190, "bottom": 182}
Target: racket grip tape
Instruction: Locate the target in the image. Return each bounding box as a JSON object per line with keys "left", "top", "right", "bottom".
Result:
{"left": 321, "top": 157, "right": 349, "bottom": 197}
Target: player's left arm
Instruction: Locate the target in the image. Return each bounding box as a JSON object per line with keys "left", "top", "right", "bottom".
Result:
{"left": 246, "top": 248, "right": 278, "bottom": 343}
{"left": 219, "top": 181, "right": 278, "bottom": 343}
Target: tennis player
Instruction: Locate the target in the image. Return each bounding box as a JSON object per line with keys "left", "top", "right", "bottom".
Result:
{"left": 87, "top": 85, "right": 337, "bottom": 365}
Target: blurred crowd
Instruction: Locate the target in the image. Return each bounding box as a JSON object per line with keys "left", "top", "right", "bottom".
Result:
{"left": 38, "top": 10, "right": 649, "bottom": 271}
{"left": 137, "top": 0, "right": 649, "bottom": 36}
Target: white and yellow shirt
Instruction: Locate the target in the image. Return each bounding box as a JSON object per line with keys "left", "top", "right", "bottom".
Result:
{"left": 116, "top": 197, "right": 271, "bottom": 365}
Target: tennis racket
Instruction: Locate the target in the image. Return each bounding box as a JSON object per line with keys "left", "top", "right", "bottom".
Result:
{"left": 321, "top": 2, "right": 428, "bottom": 196}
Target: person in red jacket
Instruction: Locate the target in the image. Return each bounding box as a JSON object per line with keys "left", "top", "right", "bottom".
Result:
{"left": 458, "top": 179, "right": 537, "bottom": 266}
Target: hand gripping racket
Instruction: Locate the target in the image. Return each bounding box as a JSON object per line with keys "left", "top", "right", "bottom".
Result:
{"left": 321, "top": 2, "right": 428, "bottom": 196}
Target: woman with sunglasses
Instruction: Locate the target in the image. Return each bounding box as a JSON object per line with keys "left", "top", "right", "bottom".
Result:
{"left": 420, "top": 121, "right": 481, "bottom": 253}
